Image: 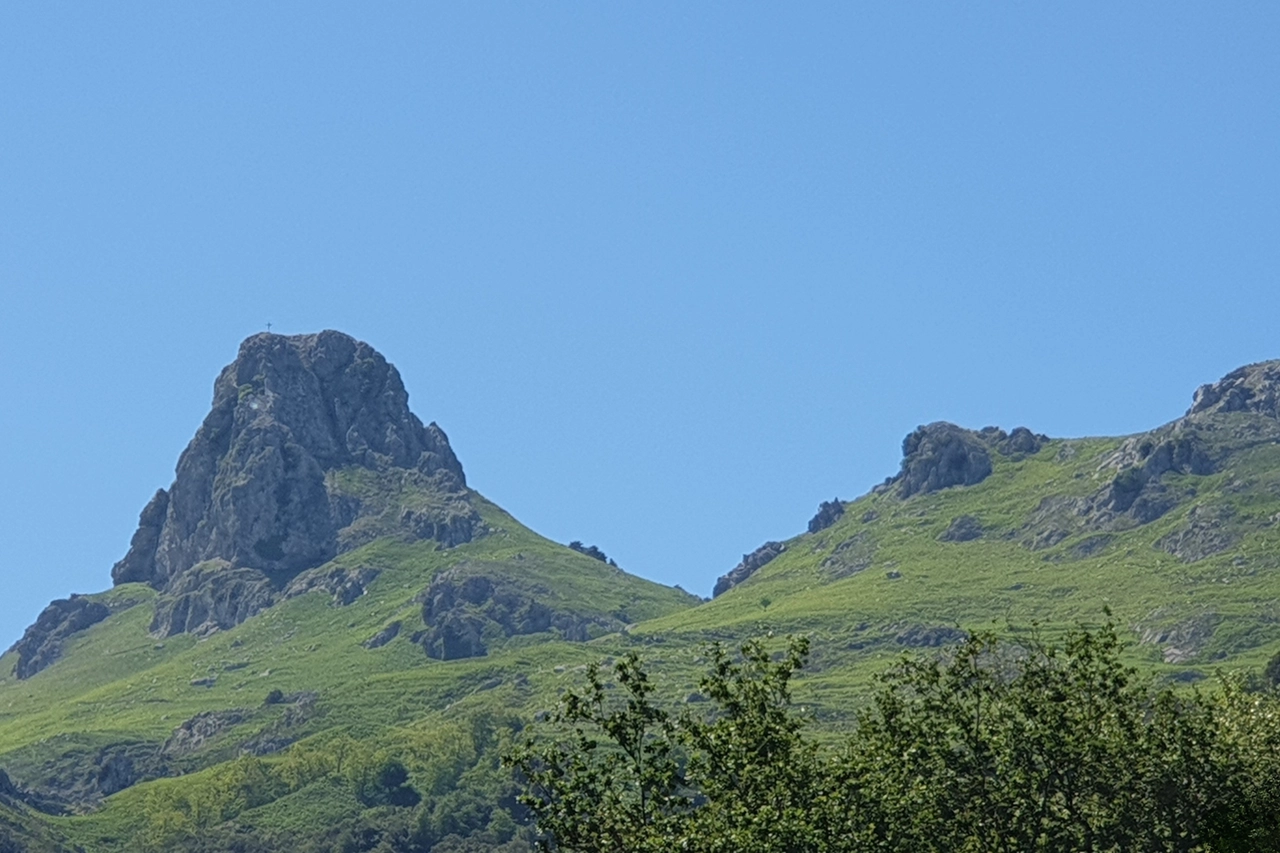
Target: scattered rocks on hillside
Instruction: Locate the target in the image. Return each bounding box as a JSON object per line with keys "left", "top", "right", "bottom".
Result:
{"left": 713, "top": 542, "right": 786, "bottom": 597}
{"left": 8, "top": 596, "right": 110, "bottom": 679}
{"left": 1136, "top": 612, "right": 1220, "bottom": 664}
{"left": 807, "top": 499, "right": 845, "bottom": 534}
{"left": 416, "top": 568, "right": 611, "bottom": 660}
{"left": 1156, "top": 505, "right": 1240, "bottom": 562}
{"left": 938, "top": 515, "right": 985, "bottom": 543}
{"left": 284, "top": 566, "right": 382, "bottom": 606}
{"left": 821, "top": 533, "right": 876, "bottom": 579}
{"left": 96, "top": 331, "right": 482, "bottom": 639}
{"left": 1017, "top": 431, "right": 1217, "bottom": 551}
{"left": 1188, "top": 361, "right": 1280, "bottom": 418}
{"left": 163, "top": 710, "right": 248, "bottom": 756}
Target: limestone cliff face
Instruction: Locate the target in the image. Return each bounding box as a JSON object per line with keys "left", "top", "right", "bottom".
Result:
{"left": 110, "top": 331, "right": 479, "bottom": 637}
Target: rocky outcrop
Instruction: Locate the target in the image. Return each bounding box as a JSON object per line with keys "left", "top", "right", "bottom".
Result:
{"left": 889, "top": 423, "right": 994, "bottom": 498}
{"left": 807, "top": 500, "right": 845, "bottom": 534}
{"left": 164, "top": 710, "right": 248, "bottom": 756}
{"left": 713, "top": 541, "right": 786, "bottom": 597}
{"left": 8, "top": 596, "right": 110, "bottom": 679}
{"left": 284, "top": 566, "right": 382, "bottom": 606}
{"left": 822, "top": 532, "right": 876, "bottom": 579}
{"left": 894, "top": 624, "right": 967, "bottom": 647}
{"left": 101, "top": 331, "right": 480, "bottom": 638}
{"left": 1156, "top": 505, "right": 1240, "bottom": 562}
{"left": 417, "top": 569, "right": 611, "bottom": 660}
{"left": 1188, "top": 361, "right": 1280, "bottom": 418}
{"left": 939, "top": 515, "right": 984, "bottom": 543}
{"left": 1018, "top": 431, "right": 1217, "bottom": 550}
{"left": 1095, "top": 433, "right": 1213, "bottom": 518}
{"left": 999, "top": 426, "right": 1048, "bottom": 457}
{"left": 149, "top": 561, "right": 277, "bottom": 638}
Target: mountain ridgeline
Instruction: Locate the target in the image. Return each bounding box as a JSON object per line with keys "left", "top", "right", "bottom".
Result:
{"left": 5, "top": 337, "right": 1280, "bottom": 852}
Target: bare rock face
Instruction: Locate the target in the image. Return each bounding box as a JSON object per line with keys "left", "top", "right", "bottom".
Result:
{"left": 713, "top": 541, "right": 786, "bottom": 597}
{"left": 8, "top": 596, "right": 110, "bottom": 679}
{"left": 1188, "top": 361, "right": 1280, "bottom": 418}
{"left": 892, "top": 422, "right": 994, "bottom": 498}
{"left": 807, "top": 499, "right": 845, "bottom": 534}
{"left": 149, "top": 561, "right": 277, "bottom": 638}
{"left": 416, "top": 568, "right": 612, "bottom": 660}
{"left": 107, "top": 331, "right": 479, "bottom": 637}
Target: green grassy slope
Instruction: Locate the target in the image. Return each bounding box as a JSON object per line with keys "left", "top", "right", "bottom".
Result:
{"left": 6, "top": 405, "right": 1280, "bottom": 849}
{"left": 0, "top": 493, "right": 698, "bottom": 850}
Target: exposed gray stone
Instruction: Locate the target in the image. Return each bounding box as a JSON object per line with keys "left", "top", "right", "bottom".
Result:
{"left": 713, "top": 541, "right": 786, "bottom": 597}
{"left": 111, "top": 489, "right": 169, "bottom": 585}
{"left": 807, "top": 499, "right": 845, "bottom": 534}
{"left": 8, "top": 596, "right": 110, "bottom": 679}
{"left": 999, "top": 426, "right": 1048, "bottom": 457}
{"left": 150, "top": 561, "right": 276, "bottom": 638}
{"left": 894, "top": 624, "right": 966, "bottom": 647}
{"left": 418, "top": 568, "right": 613, "bottom": 660}
{"left": 822, "top": 532, "right": 876, "bottom": 579}
{"left": 163, "top": 710, "right": 248, "bottom": 756}
{"left": 893, "top": 422, "right": 993, "bottom": 498}
{"left": 284, "top": 566, "right": 382, "bottom": 606}
{"left": 939, "top": 515, "right": 984, "bottom": 543}
{"left": 1188, "top": 361, "right": 1280, "bottom": 418}
{"left": 106, "top": 331, "right": 480, "bottom": 637}
{"left": 1156, "top": 505, "right": 1239, "bottom": 562}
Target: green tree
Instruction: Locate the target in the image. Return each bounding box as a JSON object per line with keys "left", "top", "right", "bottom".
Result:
{"left": 511, "top": 624, "right": 1280, "bottom": 853}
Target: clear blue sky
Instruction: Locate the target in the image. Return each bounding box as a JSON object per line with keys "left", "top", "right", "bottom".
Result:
{"left": 2, "top": 3, "right": 1278, "bottom": 646}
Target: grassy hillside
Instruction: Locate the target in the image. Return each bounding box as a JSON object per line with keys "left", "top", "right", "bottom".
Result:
{"left": 7, "top": 390, "right": 1280, "bottom": 849}
{"left": 0, "top": 494, "right": 698, "bottom": 851}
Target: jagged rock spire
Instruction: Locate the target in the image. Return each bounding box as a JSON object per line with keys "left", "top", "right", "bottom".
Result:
{"left": 110, "top": 331, "right": 478, "bottom": 637}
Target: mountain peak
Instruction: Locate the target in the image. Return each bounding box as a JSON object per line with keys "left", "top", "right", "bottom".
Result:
{"left": 109, "top": 330, "right": 477, "bottom": 638}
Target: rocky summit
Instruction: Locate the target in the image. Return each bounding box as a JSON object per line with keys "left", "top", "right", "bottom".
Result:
{"left": 109, "top": 331, "right": 480, "bottom": 639}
